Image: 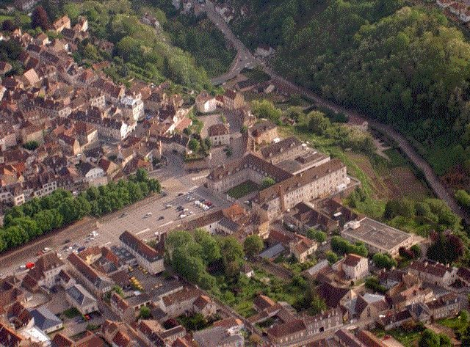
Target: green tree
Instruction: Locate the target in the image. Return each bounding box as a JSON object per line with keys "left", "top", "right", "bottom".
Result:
{"left": 139, "top": 306, "right": 151, "bottom": 319}
{"left": 251, "top": 100, "right": 282, "bottom": 124}
{"left": 418, "top": 329, "right": 441, "bottom": 347}
{"left": 455, "top": 190, "right": 470, "bottom": 208}
{"left": 306, "top": 228, "right": 326, "bottom": 243}
{"left": 219, "top": 237, "right": 244, "bottom": 278}
{"left": 188, "top": 138, "right": 200, "bottom": 153}
{"left": 326, "top": 251, "right": 338, "bottom": 264}
{"left": 194, "top": 229, "right": 221, "bottom": 264}
{"left": 261, "top": 177, "right": 276, "bottom": 189}
{"left": 244, "top": 235, "right": 264, "bottom": 258}
{"left": 372, "top": 253, "right": 397, "bottom": 270}
{"left": 307, "top": 111, "right": 330, "bottom": 135}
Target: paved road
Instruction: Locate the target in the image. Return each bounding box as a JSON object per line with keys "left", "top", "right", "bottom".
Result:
{"left": 202, "top": 0, "right": 470, "bottom": 224}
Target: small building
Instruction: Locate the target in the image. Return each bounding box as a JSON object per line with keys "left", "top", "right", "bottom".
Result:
{"left": 208, "top": 123, "right": 230, "bottom": 146}
{"left": 250, "top": 120, "right": 278, "bottom": 145}
{"left": 66, "top": 284, "right": 99, "bottom": 315}
{"left": 29, "top": 306, "right": 63, "bottom": 334}
{"left": 289, "top": 235, "right": 317, "bottom": 263}
{"left": 408, "top": 260, "right": 457, "bottom": 287}
{"left": 195, "top": 91, "right": 217, "bottom": 113}
{"left": 341, "top": 254, "right": 369, "bottom": 281}
{"left": 255, "top": 45, "right": 275, "bottom": 58}
{"left": 223, "top": 89, "right": 245, "bottom": 110}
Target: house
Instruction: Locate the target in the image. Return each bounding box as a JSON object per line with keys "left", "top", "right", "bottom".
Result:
{"left": 408, "top": 260, "right": 457, "bottom": 287}
{"left": 289, "top": 235, "right": 317, "bottom": 263}
{"left": 193, "top": 295, "right": 217, "bottom": 318}
{"left": 53, "top": 16, "right": 72, "bottom": 33}
{"left": 377, "top": 309, "right": 413, "bottom": 330}
{"left": 137, "top": 320, "right": 186, "bottom": 346}
{"left": 240, "top": 264, "right": 254, "bottom": 278}
{"left": 110, "top": 292, "right": 137, "bottom": 323}
{"left": 66, "top": 284, "right": 99, "bottom": 315}
{"left": 21, "top": 252, "right": 65, "bottom": 291}
{"left": 426, "top": 293, "right": 461, "bottom": 320}
{"left": 341, "top": 254, "right": 369, "bottom": 281}
{"left": 29, "top": 306, "right": 63, "bottom": 334}
{"left": 223, "top": 89, "right": 245, "bottom": 110}
{"left": 0, "top": 323, "right": 25, "bottom": 346}
{"left": 195, "top": 91, "right": 217, "bottom": 113}
{"left": 52, "top": 331, "right": 106, "bottom": 347}
{"left": 250, "top": 120, "right": 278, "bottom": 145}
{"left": 119, "top": 231, "right": 165, "bottom": 274}
{"left": 67, "top": 253, "right": 113, "bottom": 297}
{"left": 159, "top": 287, "right": 202, "bottom": 317}
{"left": 77, "top": 162, "right": 106, "bottom": 186}
{"left": 345, "top": 293, "right": 388, "bottom": 321}
{"left": 208, "top": 123, "right": 230, "bottom": 146}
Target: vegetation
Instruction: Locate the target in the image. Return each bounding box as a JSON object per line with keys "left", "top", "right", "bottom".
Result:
{"left": 331, "top": 236, "right": 368, "bottom": 257}
{"left": 261, "top": 177, "right": 276, "bottom": 189}
{"left": 0, "top": 169, "right": 160, "bottom": 253}
{"left": 233, "top": 0, "right": 470, "bottom": 176}
{"left": 226, "top": 181, "right": 259, "bottom": 199}
{"left": 306, "top": 228, "right": 326, "bottom": 243}
{"left": 365, "top": 276, "right": 387, "bottom": 294}
{"left": 244, "top": 235, "right": 264, "bottom": 258}
{"left": 58, "top": 0, "right": 211, "bottom": 89}
{"left": 456, "top": 190, "right": 470, "bottom": 210}
{"left": 372, "top": 253, "right": 397, "bottom": 270}
{"left": 139, "top": 306, "right": 151, "bottom": 319}
{"left": 419, "top": 329, "right": 452, "bottom": 347}
{"left": 23, "top": 141, "right": 39, "bottom": 151}
{"left": 165, "top": 13, "right": 236, "bottom": 77}
{"left": 62, "top": 307, "right": 81, "bottom": 319}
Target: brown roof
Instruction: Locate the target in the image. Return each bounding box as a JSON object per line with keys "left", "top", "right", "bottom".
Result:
{"left": 343, "top": 253, "right": 364, "bottom": 267}
{"left": 193, "top": 295, "right": 212, "bottom": 310}
{"left": 267, "top": 319, "right": 306, "bottom": 338}
{"left": 208, "top": 123, "right": 229, "bottom": 136}
{"left": 253, "top": 294, "right": 276, "bottom": 311}
{"left": 51, "top": 333, "right": 73, "bottom": 347}
{"left": 409, "top": 261, "right": 452, "bottom": 279}
{"left": 317, "top": 282, "right": 350, "bottom": 308}
{"left": 119, "top": 231, "right": 161, "bottom": 262}
{"left": 162, "top": 287, "right": 200, "bottom": 307}
{"left": 260, "top": 136, "right": 302, "bottom": 159}
{"left": 0, "top": 323, "right": 23, "bottom": 346}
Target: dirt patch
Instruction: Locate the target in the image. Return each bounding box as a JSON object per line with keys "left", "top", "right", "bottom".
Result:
{"left": 389, "top": 167, "right": 431, "bottom": 199}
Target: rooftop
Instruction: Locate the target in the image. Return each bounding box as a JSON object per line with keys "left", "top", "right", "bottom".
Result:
{"left": 342, "top": 217, "right": 412, "bottom": 253}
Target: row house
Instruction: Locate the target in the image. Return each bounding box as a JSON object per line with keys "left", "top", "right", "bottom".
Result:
{"left": 67, "top": 252, "right": 113, "bottom": 297}
{"left": 426, "top": 293, "right": 461, "bottom": 320}
{"left": 408, "top": 260, "right": 457, "bottom": 287}
{"left": 121, "top": 96, "right": 145, "bottom": 122}
{"left": 110, "top": 292, "right": 150, "bottom": 323}
{"left": 137, "top": 320, "right": 186, "bottom": 347}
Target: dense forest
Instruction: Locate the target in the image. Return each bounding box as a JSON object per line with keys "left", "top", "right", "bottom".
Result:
{"left": 231, "top": 0, "right": 470, "bottom": 185}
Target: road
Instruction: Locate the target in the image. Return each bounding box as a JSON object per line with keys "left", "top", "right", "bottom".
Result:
{"left": 201, "top": 0, "right": 470, "bottom": 224}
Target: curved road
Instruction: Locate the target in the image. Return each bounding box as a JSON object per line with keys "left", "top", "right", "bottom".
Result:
{"left": 200, "top": 0, "right": 470, "bottom": 224}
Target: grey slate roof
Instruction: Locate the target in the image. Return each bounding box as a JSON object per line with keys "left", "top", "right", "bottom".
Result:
{"left": 29, "top": 306, "right": 62, "bottom": 331}
{"left": 66, "top": 284, "right": 97, "bottom": 307}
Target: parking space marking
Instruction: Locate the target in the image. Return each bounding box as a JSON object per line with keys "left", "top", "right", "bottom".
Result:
{"left": 161, "top": 221, "right": 173, "bottom": 227}
{"left": 135, "top": 228, "right": 150, "bottom": 235}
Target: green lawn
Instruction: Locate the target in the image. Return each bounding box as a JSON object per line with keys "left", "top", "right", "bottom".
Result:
{"left": 226, "top": 181, "right": 259, "bottom": 199}
{"left": 0, "top": 14, "right": 31, "bottom": 26}
{"left": 383, "top": 148, "right": 410, "bottom": 168}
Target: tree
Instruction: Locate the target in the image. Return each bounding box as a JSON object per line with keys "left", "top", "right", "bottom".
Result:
{"left": 456, "top": 190, "right": 470, "bottom": 208}
{"left": 23, "top": 141, "right": 39, "bottom": 151}
{"left": 251, "top": 100, "right": 282, "bottom": 124}
{"left": 261, "top": 177, "right": 275, "bottom": 189}
{"left": 418, "top": 329, "right": 441, "bottom": 347}
{"left": 306, "top": 228, "right": 326, "bottom": 243}
{"left": 165, "top": 230, "right": 193, "bottom": 261}
{"left": 410, "top": 244, "right": 422, "bottom": 258}
{"left": 372, "top": 253, "right": 397, "bottom": 270}
{"left": 31, "top": 6, "right": 51, "bottom": 31}
{"left": 219, "top": 237, "right": 244, "bottom": 278}
{"left": 326, "top": 251, "right": 338, "bottom": 264}
{"left": 244, "top": 235, "right": 264, "bottom": 258}
{"left": 307, "top": 111, "right": 330, "bottom": 135}
{"left": 188, "top": 138, "right": 200, "bottom": 153}
{"left": 1, "top": 20, "right": 16, "bottom": 32}
{"left": 139, "top": 306, "right": 151, "bottom": 319}
{"left": 194, "top": 229, "right": 221, "bottom": 264}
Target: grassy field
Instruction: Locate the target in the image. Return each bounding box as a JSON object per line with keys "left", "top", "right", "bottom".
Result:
{"left": 0, "top": 14, "right": 31, "bottom": 26}
{"left": 373, "top": 328, "right": 422, "bottom": 347}
{"left": 226, "top": 180, "right": 259, "bottom": 199}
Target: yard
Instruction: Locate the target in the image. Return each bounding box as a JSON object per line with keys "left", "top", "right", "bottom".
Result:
{"left": 214, "top": 267, "right": 307, "bottom": 318}
{"left": 373, "top": 327, "right": 423, "bottom": 347}
{"left": 226, "top": 180, "right": 259, "bottom": 199}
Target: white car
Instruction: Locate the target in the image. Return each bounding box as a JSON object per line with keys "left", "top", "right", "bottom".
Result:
{"left": 179, "top": 214, "right": 187, "bottom": 219}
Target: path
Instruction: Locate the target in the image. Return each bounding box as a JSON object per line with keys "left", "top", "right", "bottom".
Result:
{"left": 200, "top": 0, "right": 470, "bottom": 224}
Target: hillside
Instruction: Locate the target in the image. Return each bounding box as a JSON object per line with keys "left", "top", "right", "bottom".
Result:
{"left": 230, "top": 0, "right": 470, "bottom": 187}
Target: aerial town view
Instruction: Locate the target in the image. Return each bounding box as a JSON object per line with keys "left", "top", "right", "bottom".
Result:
{"left": 0, "top": 0, "right": 470, "bottom": 346}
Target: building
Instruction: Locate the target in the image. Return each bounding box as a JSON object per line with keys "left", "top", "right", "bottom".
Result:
{"left": 250, "top": 120, "right": 278, "bottom": 145}
{"left": 334, "top": 329, "right": 367, "bottom": 347}
{"left": 341, "top": 254, "right": 369, "bottom": 281}
{"left": 289, "top": 236, "right": 317, "bottom": 263}
{"left": 426, "top": 293, "right": 461, "bottom": 320}
{"left": 21, "top": 252, "right": 65, "bottom": 292}
{"left": 195, "top": 91, "right": 217, "bottom": 113}
{"left": 66, "top": 284, "right": 99, "bottom": 315}
{"left": 119, "top": 231, "right": 164, "bottom": 274}
{"left": 121, "top": 96, "right": 145, "bottom": 121}
{"left": 67, "top": 253, "right": 113, "bottom": 297}
{"left": 223, "top": 89, "right": 245, "bottom": 110}
{"left": 208, "top": 123, "right": 230, "bottom": 146}
{"left": 341, "top": 218, "right": 415, "bottom": 257}
{"left": 29, "top": 306, "right": 63, "bottom": 334}
{"left": 408, "top": 260, "right": 457, "bottom": 287}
